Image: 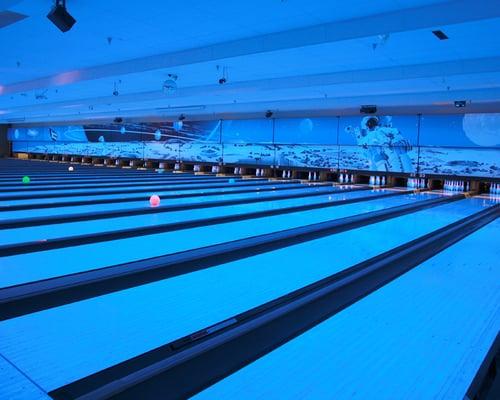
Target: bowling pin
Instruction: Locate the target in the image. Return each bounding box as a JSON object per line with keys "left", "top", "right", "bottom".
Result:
{"left": 287, "top": 170, "right": 291, "bottom": 179}
{"left": 370, "top": 176, "right": 374, "bottom": 186}
{"left": 282, "top": 170, "right": 286, "bottom": 178}
{"left": 339, "top": 174, "right": 344, "bottom": 183}
{"left": 381, "top": 176, "right": 386, "bottom": 186}
{"left": 375, "top": 176, "right": 380, "bottom": 186}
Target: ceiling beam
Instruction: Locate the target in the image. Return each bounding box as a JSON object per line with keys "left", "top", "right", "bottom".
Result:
{"left": 4, "top": 55, "right": 500, "bottom": 114}
{"left": 5, "top": 86, "right": 500, "bottom": 124}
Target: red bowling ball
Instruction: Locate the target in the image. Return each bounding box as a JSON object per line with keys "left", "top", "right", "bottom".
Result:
{"left": 149, "top": 194, "right": 161, "bottom": 207}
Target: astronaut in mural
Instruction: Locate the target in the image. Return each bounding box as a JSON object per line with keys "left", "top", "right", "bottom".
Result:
{"left": 345, "top": 116, "right": 413, "bottom": 172}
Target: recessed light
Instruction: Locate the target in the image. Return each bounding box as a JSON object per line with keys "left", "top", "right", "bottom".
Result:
{"left": 432, "top": 30, "right": 449, "bottom": 40}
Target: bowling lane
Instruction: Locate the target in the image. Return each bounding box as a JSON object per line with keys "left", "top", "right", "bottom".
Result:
{"left": 0, "top": 174, "right": 219, "bottom": 186}
{"left": 0, "top": 176, "right": 240, "bottom": 192}
{"left": 0, "top": 181, "right": 305, "bottom": 219}
{"left": 0, "top": 355, "right": 52, "bottom": 400}
{"left": 196, "top": 219, "right": 500, "bottom": 400}
{"left": 0, "top": 198, "right": 490, "bottom": 391}
{"left": 0, "top": 179, "right": 272, "bottom": 206}
{"left": 1, "top": 190, "right": 427, "bottom": 288}
{"left": 0, "top": 183, "right": 337, "bottom": 223}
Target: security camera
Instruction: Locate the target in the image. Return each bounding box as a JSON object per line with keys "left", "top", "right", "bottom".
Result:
{"left": 114, "top": 117, "right": 123, "bottom": 123}
{"left": 265, "top": 110, "right": 273, "bottom": 118}
{"left": 162, "top": 79, "right": 177, "bottom": 95}
{"left": 217, "top": 65, "right": 228, "bottom": 85}
{"left": 178, "top": 114, "right": 186, "bottom": 121}
{"left": 162, "top": 74, "right": 178, "bottom": 95}
{"left": 112, "top": 90, "right": 119, "bottom": 96}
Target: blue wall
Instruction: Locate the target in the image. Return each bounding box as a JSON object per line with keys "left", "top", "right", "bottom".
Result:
{"left": 8, "top": 113, "right": 500, "bottom": 178}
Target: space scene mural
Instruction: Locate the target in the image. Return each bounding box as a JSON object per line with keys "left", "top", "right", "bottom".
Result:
{"left": 8, "top": 113, "right": 500, "bottom": 178}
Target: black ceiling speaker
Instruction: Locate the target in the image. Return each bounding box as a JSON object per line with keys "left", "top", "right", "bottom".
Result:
{"left": 454, "top": 100, "right": 467, "bottom": 108}
{"left": 360, "top": 105, "right": 377, "bottom": 114}
{"left": 47, "top": 0, "right": 76, "bottom": 32}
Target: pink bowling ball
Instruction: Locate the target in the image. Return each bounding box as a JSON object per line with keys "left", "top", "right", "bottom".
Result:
{"left": 149, "top": 194, "right": 161, "bottom": 207}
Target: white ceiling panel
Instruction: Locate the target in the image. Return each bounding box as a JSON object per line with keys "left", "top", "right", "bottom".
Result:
{"left": 0, "top": 0, "right": 499, "bottom": 122}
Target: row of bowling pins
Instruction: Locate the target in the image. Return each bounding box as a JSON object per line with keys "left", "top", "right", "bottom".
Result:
{"left": 489, "top": 183, "right": 500, "bottom": 194}
{"left": 282, "top": 170, "right": 292, "bottom": 178}
{"left": 370, "top": 176, "right": 386, "bottom": 186}
{"left": 308, "top": 171, "right": 320, "bottom": 181}
{"left": 407, "top": 178, "right": 426, "bottom": 189}
{"left": 444, "top": 180, "right": 469, "bottom": 192}
{"left": 211, "top": 165, "right": 221, "bottom": 173}
{"left": 193, "top": 164, "right": 201, "bottom": 172}
{"left": 256, "top": 168, "right": 266, "bottom": 176}
{"left": 339, "top": 174, "right": 354, "bottom": 183}
{"left": 234, "top": 167, "right": 244, "bottom": 174}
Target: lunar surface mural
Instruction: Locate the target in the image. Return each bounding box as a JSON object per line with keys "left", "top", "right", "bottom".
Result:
{"left": 8, "top": 114, "right": 500, "bottom": 178}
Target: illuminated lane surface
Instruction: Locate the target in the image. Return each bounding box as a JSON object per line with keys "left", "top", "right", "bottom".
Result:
{"left": 196, "top": 218, "right": 500, "bottom": 400}
{"left": 0, "top": 190, "right": 428, "bottom": 287}
{"left": 0, "top": 197, "right": 491, "bottom": 392}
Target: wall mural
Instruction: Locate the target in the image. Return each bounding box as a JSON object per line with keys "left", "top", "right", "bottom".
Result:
{"left": 8, "top": 113, "right": 500, "bottom": 178}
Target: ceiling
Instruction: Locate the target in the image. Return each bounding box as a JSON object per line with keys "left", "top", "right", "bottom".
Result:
{"left": 1, "top": 0, "right": 500, "bottom": 124}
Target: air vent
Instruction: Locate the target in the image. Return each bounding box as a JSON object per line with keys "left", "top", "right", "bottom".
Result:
{"left": 432, "top": 30, "right": 449, "bottom": 40}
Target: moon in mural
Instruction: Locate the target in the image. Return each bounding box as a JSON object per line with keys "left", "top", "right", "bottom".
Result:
{"left": 299, "top": 118, "right": 314, "bottom": 135}
{"left": 462, "top": 113, "right": 500, "bottom": 147}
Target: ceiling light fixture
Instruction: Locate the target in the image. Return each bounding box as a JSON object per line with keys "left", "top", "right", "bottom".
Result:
{"left": 47, "top": 0, "right": 76, "bottom": 32}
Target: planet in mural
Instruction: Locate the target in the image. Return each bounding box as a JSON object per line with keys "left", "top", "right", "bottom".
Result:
{"left": 299, "top": 118, "right": 314, "bottom": 135}
{"left": 462, "top": 113, "right": 500, "bottom": 147}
